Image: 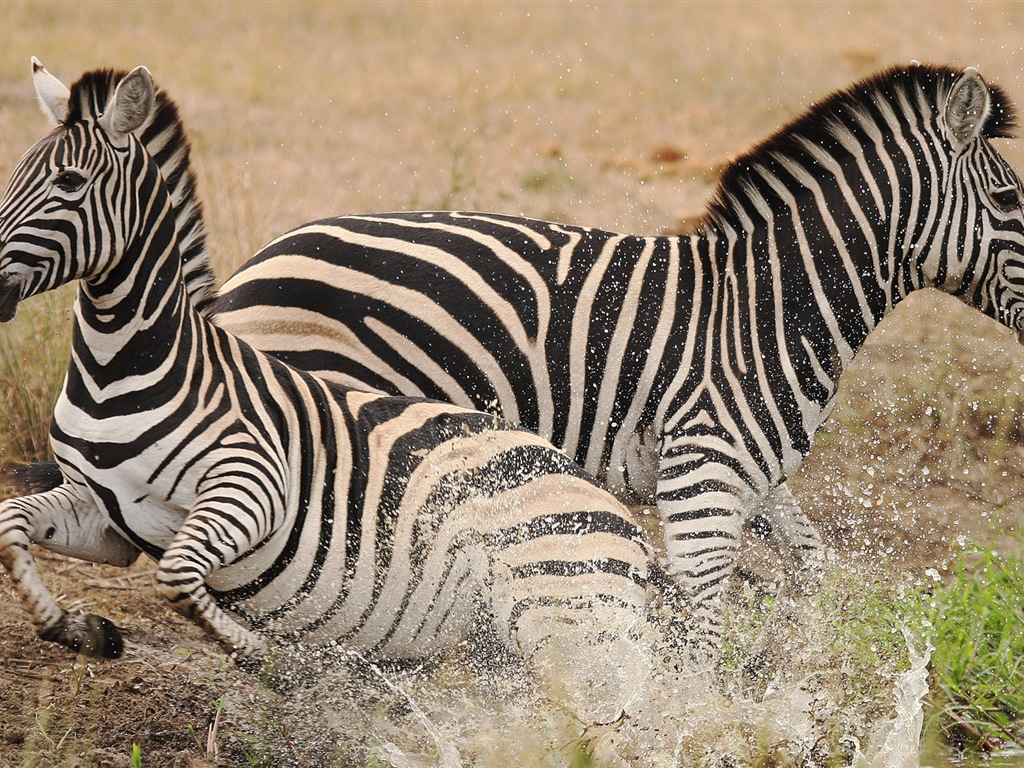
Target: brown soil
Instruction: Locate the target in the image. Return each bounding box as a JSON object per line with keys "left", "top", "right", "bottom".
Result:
{"left": 0, "top": 551, "right": 436, "bottom": 767}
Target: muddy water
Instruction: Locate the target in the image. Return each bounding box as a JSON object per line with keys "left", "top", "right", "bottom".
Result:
{"left": 263, "top": 628, "right": 1015, "bottom": 768}
{"left": 276, "top": 612, "right": 933, "bottom": 766}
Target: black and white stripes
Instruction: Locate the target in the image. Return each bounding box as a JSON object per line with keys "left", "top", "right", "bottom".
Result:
{"left": 0, "top": 63, "right": 651, "bottom": 721}
{"left": 213, "top": 65, "right": 1024, "bottom": 649}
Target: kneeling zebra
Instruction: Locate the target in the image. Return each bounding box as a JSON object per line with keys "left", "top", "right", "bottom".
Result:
{"left": 0, "top": 62, "right": 651, "bottom": 724}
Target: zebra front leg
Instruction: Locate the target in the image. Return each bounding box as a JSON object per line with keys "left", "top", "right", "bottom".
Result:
{"left": 154, "top": 501, "right": 270, "bottom": 660}
{"left": 749, "top": 482, "right": 826, "bottom": 595}
{"left": 741, "top": 484, "right": 827, "bottom": 693}
{"left": 657, "top": 456, "right": 747, "bottom": 660}
{"left": 0, "top": 488, "right": 130, "bottom": 657}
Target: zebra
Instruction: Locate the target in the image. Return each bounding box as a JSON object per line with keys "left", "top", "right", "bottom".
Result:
{"left": 0, "top": 62, "right": 653, "bottom": 724}
{"left": 207, "top": 64, "right": 1024, "bottom": 650}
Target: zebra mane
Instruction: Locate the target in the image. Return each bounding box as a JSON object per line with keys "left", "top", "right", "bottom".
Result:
{"left": 698, "top": 64, "right": 1019, "bottom": 235}
{"left": 64, "top": 69, "right": 217, "bottom": 316}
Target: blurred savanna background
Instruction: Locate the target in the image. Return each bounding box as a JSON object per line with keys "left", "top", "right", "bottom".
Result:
{"left": 0, "top": 2, "right": 1022, "bottom": 766}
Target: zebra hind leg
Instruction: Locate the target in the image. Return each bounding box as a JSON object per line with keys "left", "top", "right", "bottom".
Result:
{"left": 488, "top": 523, "right": 651, "bottom": 725}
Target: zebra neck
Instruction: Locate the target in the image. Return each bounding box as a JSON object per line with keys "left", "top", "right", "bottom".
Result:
{"left": 141, "top": 82, "right": 215, "bottom": 315}
{"left": 71, "top": 201, "right": 194, "bottom": 380}
{"left": 692, "top": 210, "right": 902, "bottom": 462}
{"left": 711, "top": 202, "right": 902, "bottom": 367}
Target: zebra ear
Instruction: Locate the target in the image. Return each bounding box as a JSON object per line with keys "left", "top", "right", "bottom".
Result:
{"left": 32, "top": 57, "right": 70, "bottom": 125}
{"left": 944, "top": 67, "right": 991, "bottom": 148}
{"left": 98, "top": 66, "right": 155, "bottom": 143}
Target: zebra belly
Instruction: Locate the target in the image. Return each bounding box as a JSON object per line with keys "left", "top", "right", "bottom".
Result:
{"left": 113, "top": 492, "right": 189, "bottom": 552}
{"left": 48, "top": 445, "right": 192, "bottom": 556}
{"left": 215, "top": 536, "right": 488, "bottom": 660}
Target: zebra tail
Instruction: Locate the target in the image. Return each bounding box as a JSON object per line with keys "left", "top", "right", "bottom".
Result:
{"left": 2, "top": 461, "right": 63, "bottom": 494}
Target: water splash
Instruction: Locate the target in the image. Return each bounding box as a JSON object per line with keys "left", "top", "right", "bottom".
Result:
{"left": 854, "top": 629, "right": 931, "bottom": 768}
{"left": 240, "top": 559, "right": 938, "bottom": 767}
{"left": 347, "top": 649, "right": 462, "bottom": 768}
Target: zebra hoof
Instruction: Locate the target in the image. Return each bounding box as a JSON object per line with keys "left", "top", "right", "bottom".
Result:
{"left": 41, "top": 613, "right": 124, "bottom": 658}
{"left": 233, "top": 652, "right": 264, "bottom": 675}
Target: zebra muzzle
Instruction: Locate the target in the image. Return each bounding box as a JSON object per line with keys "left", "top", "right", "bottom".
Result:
{"left": 0, "top": 274, "right": 24, "bottom": 323}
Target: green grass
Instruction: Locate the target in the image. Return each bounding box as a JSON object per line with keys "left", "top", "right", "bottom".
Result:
{"left": 927, "top": 545, "right": 1024, "bottom": 752}
{"left": 716, "top": 550, "right": 1024, "bottom": 765}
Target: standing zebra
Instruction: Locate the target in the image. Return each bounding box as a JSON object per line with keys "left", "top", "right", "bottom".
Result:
{"left": 0, "top": 62, "right": 653, "bottom": 724}
{"left": 211, "top": 65, "right": 1024, "bottom": 650}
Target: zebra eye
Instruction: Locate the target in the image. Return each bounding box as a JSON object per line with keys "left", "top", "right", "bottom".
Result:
{"left": 53, "top": 170, "right": 86, "bottom": 193}
{"left": 990, "top": 186, "right": 1022, "bottom": 212}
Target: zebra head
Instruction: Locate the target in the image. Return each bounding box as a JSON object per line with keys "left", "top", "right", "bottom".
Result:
{"left": 700, "top": 65, "right": 1024, "bottom": 344}
{"left": 918, "top": 67, "right": 1024, "bottom": 339}
{"left": 0, "top": 60, "right": 157, "bottom": 322}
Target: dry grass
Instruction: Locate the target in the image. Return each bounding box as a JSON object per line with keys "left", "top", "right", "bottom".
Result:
{"left": 0, "top": 285, "right": 74, "bottom": 466}
{"left": 1, "top": 2, "right": 1024, "bottom": 765}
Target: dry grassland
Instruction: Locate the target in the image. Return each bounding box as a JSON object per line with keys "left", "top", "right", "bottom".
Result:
{"left": 0, "top": 2, "right": 1022, "bottom": 766}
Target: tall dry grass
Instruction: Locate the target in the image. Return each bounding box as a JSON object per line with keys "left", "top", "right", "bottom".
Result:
{"left": 3, "top": 3, "right": 1024, "bottom": 542}
{"left": 0, "top": 285, "right": 74, "bottom": 466}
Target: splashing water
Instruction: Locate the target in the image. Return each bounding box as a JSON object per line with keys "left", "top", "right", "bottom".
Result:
{"left": 852, "top": 629, "right": 931, "bottom": 768}
{"left": 348, "top": 649, "right": 462, "bottom": 768}
{"left": 229, "top": 554, "right": 962, "bottom": 767}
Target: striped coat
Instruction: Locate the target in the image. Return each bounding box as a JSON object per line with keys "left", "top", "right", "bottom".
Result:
{"left": 211, "top": 65, "right": 1024, "bottom": 649}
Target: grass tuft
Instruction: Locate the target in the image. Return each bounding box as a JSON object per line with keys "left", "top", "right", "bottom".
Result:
{"left": 927, "top": 544, "right": 1024, "bottom": 753}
